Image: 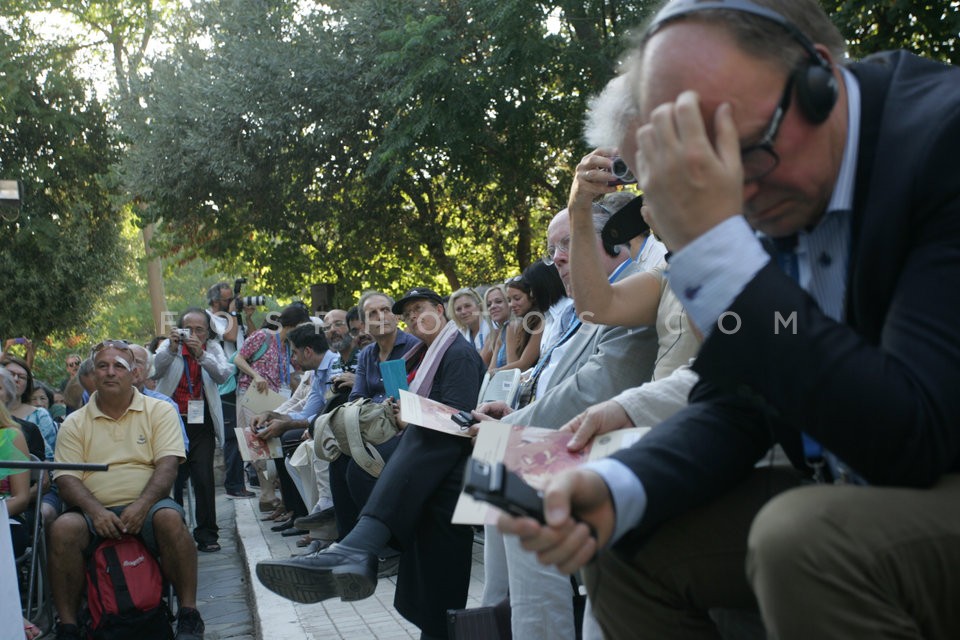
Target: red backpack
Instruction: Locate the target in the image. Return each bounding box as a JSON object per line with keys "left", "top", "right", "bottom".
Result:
{"left": 84, "top": 535, "right": 173, "bottom": 640}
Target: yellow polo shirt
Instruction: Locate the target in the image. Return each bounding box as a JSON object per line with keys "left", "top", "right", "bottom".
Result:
{"left": 54, "top": 388, "right": 186, "bottom": 508}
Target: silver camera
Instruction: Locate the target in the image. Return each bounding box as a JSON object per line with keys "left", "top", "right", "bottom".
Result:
{"left": 176, "top": 328, "right": 192, "bottom": 340}
{"left": 608, "top": 157, "right": 637, "bottom": 186}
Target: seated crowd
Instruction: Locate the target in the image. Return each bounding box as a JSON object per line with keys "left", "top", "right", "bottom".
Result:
{"left": 7, "top": 2, "right": 960, "bottom": 639}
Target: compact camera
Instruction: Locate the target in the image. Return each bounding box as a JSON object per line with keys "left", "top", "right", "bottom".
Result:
{"left": 176, "top": 328, "right": 192, "bottom": 340}
{"left": 608, "top": 156, "right": 637, "bottom": 186}
{"left": 238, "top": 295, "right": 266, "bottom": 307}
{"left": 462, "top": 458, "right": 545, "bottom": 522}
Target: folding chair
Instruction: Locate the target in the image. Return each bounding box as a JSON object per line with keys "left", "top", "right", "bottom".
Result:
{"left": 17, "top": 455, "right": 52, "bottom": 632}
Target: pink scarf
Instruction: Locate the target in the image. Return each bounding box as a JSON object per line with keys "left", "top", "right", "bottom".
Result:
{"left": 408, "top": 320, "right": 461, "bottom": 398}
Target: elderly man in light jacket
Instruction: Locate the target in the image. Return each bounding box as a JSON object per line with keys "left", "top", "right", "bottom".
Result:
{"left": 153, "top": 306, "right": 232, "bottom": 552}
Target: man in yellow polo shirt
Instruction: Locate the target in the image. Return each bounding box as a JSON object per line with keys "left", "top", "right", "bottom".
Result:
{"left": 49, "top": 340, "right": 204, "bottom": 640}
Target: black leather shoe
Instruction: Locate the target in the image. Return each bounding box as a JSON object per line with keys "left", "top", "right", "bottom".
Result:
{"left": 270, "top": 519, "right": 294, "bottom": 532}
{"left": 280, "top": 527, "right": 310, "bottom": 538}
{"left": 293, "top": 507, "right": 335, "bottom": 530}
{"left": 256, "top": 543, "right": 377, "bottom": 603}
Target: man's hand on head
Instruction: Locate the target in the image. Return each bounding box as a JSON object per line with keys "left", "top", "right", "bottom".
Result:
{"left": 636, "top": 91, "right": 744, "bottom": 251}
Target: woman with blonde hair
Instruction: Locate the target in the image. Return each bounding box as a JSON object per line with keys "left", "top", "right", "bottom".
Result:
{"left": 447, "top": 287, "right": 491, "bottom": 352}
{"left": 480, "top": 284, "right": 511, "bottom": 368}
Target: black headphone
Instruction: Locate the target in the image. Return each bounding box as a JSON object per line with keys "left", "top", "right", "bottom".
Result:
{"left": 645, "top": 0, "right": 838, "bottom": 124}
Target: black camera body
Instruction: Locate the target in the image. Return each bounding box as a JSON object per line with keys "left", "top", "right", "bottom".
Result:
{"left": 462, "top": 459, "right": 545, "bottom": 523}
{"left": 233, "top": 277, "right": 265, "bottom": 307}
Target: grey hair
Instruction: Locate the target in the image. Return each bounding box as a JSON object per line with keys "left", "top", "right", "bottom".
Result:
{"left": 640, "top": 0, "right": 846, "bottom": 71}
{"left": 593, "top": 192, "right": 641, "bottom": 251}
{"left": 357, "top": 291, "right": 395, "bottom": 321}
{"left": 584, "top": 74, "right": 637, "bottom": 148}
{"left": 206, "top": 282, "right": 231, "bottom": 305}
{"left": 78, "top": 358, "right": 95, "bottom": 377}
{"left": 0, "top": 366, "right": 17, "bottom": 408}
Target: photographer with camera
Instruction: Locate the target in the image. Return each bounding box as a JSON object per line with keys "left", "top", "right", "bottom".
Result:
{"left": 206, "top": 280, "right": 259, "bottom": 498}
{"left": 153, "top": 308, "right": 232, "bottom": 553}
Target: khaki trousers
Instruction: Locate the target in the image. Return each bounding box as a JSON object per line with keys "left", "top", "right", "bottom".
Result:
{"left": 583, "top": 469, "right": 960, "bottom": 640}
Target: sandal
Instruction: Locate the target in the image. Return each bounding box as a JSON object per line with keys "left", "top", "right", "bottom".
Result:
{"left": 261, "top": 507, "right": 287, "bottom": 521}
{"left": 197, "top": 541, "right": 221, "bottom": 553}
{"left": 295, "top": 535, "right": 313, "bottom": 547}
{"left": 24, "top": 619, "right": 41, "bottom": 640}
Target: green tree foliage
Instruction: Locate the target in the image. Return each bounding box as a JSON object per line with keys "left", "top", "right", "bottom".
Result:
{"left": 824, "top": 1, "right": 960, "bottom": 64}
{"left": 0, "top": 21, "right": 126, "bottom": 342}
{"left": 121, "top": 0, "right": 653, "bottom": 305}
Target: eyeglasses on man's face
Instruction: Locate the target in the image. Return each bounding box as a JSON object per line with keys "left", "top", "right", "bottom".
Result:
{"left": 544, "top": 236, "right": 571, "bottom": 266}
{"left": 323, "top": 320, "right": 348, "bottom": 332}
{"left": 740, "top": 75, "right": 795, "bottom": 183}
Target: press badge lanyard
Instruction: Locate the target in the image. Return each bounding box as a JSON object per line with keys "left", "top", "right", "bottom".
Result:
{"left": 182, "top": 353, "right": 205, "bottom": 424}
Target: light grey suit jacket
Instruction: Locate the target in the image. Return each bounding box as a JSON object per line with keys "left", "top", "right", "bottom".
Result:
{"left": 503, "top": 261, "right": 659, "bottom": 430}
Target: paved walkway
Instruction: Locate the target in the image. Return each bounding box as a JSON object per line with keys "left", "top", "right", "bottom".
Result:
{"left": 237, "top": 497, "right": 486, "bottom": 639}
{"left": 193, "top": 491, "right": 256, "bottom": 639}
{"left": 197, "top": 487, "right": 486, "bottom": 639}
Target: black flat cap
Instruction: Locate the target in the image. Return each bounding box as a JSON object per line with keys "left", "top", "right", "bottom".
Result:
{"left": 392, "top": 287, "right": 444, "bottom": 314}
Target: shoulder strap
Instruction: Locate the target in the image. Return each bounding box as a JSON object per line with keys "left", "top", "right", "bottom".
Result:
{"left": 103, "top": 543, "right": 136, "bottom": 614}
{"left": 248, "top": 338, "right": 271, "bottom": 364}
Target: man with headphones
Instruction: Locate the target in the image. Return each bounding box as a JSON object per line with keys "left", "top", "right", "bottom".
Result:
{"left": 499, "top": 0, "right": 960, "bottom": 638}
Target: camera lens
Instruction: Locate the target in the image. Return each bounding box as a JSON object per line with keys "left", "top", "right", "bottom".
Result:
{"left": 611, "top": 157, "right": 636, "bottom": 183}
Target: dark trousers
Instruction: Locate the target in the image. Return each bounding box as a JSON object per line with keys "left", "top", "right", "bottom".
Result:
{"left": 174, "top": 414, "right": 219, "bottom": 545}
{"left": 329, "top": 434, "right": 402, "bottom": 537}
{"left": 276, "top": 428, "right": 308, "bottom": 518}
{"left": 331, "top": 426, "right": 474, "bottom": 637}
{"left": 221, "top": 392, "right": 246, "bottom": 493}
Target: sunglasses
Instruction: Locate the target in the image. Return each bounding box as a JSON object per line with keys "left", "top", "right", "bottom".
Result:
{"left": 90, "top": 339, "right": 134, "bottom": 360}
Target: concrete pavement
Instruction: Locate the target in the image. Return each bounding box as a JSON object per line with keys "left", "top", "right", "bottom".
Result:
{"left": 197, "top": 487, "right": 486, "bottom": 639}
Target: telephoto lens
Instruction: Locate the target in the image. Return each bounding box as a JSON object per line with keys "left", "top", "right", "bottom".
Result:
{"left": 239, "top": 295, "right": 266, "bottom": 307}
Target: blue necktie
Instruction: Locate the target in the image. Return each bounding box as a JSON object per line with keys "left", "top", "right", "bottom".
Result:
{"left": 772, "top": 236, "right": 864, "bottom": 485}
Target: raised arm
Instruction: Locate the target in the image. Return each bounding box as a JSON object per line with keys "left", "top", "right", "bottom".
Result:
{"left": 569, "top": 149, "right": 662, "bottom": 327}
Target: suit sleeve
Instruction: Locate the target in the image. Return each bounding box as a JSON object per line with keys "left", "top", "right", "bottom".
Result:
{"left": 506, "top": 324, "right": 659, "bottom": 429}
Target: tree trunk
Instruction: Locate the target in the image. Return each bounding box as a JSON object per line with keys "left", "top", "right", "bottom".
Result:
{"left": 142, "top": 223, "right": 169, "bottom": 335}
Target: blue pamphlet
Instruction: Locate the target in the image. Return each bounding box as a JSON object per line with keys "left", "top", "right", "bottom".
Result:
{"left": 381, "top": 359, "right": 409, "bottom": 400}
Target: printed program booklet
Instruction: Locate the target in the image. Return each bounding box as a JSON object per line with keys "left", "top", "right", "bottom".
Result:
{"left": 398, "top": 390, "right": 473, "bottom": 438}
{"left": 235, "top": 387, "right": 288, "bottom": 461}
{"left": 452, "top": 421, "right": 649, "bottom": 525}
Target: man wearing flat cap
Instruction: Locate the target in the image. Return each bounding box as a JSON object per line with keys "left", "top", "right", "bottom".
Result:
{"left": 258, "top": 286, "right": 484, "bottom": 640}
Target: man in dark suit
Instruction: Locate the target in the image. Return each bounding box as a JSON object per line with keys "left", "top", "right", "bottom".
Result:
{"left": 500, "top": 1, "right": 960, "bottom": 638}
